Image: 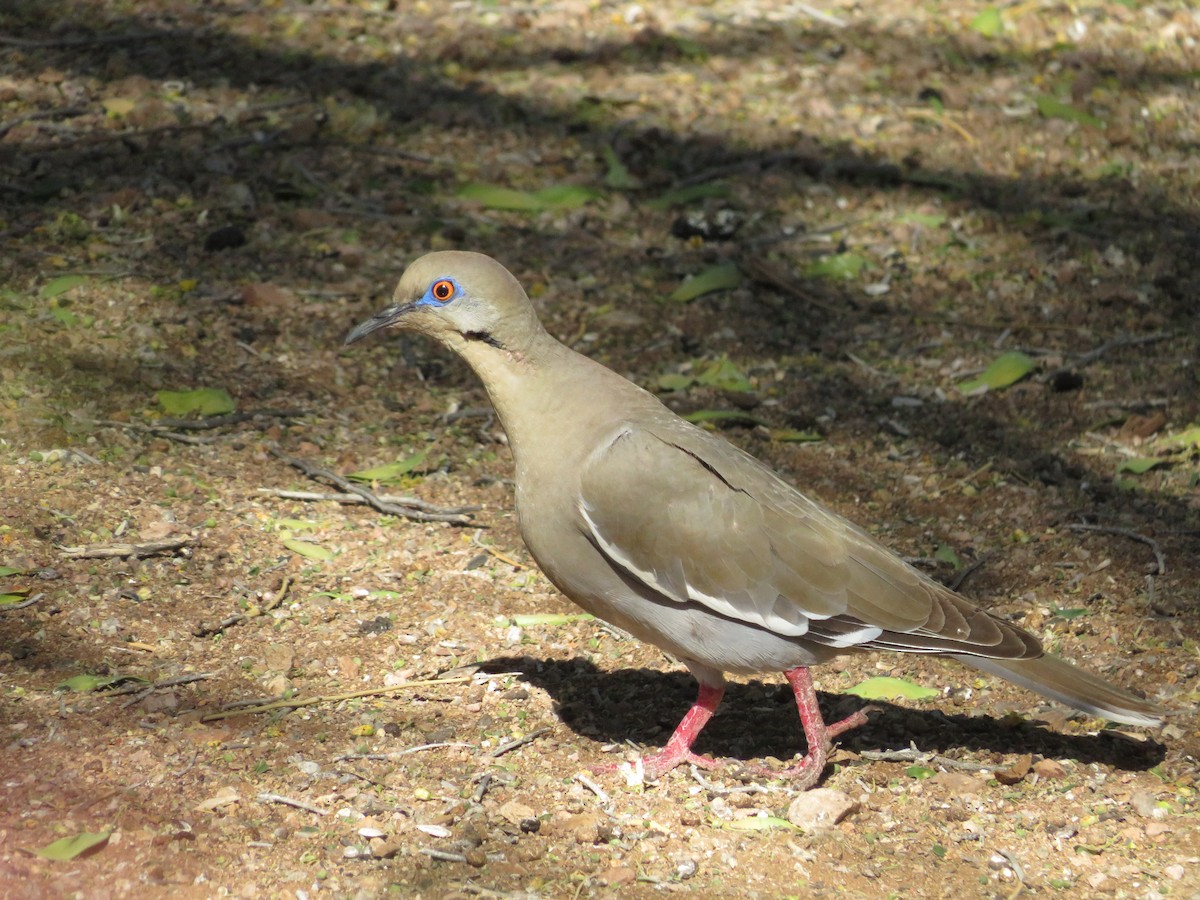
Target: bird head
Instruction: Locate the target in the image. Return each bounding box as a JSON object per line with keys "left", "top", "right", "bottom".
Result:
{"left": 344, "top": 251, "right": 543, "bottom": 355}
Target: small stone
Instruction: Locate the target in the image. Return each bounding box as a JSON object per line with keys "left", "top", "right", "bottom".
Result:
{"left": 598, "top": 866, "right": 635, "bottom": 886}
{"left": 1164, "top": 864, "right": 1185, "bottom": 881}
{"left": 559, "top": 813, "right": 609, "bottom": 844}
{"left": 369, "top": 837, "right": 404, "bottom": 859}
{"left": 1130, "top": 791, "right": 1166, "bottom": 819}
{"left": 204, "top": 225, "right": 246, "bottom": 252}
{"left": 1032, "top": 759, "right": 1067, "bottom": 780}
{"left": 932, "top": 771, "right": 987, "bottom": 795}
{"left": 497, "top": 800, "right": 535, "bottom": 826}
{"left": 785, "top": 788, "right": 860, "bottom": 831}
{"left": 464, "top": 847, "right": 487, "bottom": 868}
{"left": 680, "top": 809, "right": 702, "bottom": 827}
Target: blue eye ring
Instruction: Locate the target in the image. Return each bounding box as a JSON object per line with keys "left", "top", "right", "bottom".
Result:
{"left": 430, "top": 279, "right": 455, "bottom": 303}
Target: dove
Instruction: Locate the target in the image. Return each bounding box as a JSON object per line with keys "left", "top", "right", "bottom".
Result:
{"left": 345, "top": 251, "right": 1163, "bottom": 785}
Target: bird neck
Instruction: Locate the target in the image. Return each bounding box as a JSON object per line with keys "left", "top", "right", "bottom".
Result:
{"left": 457, "top": 331, "right": 624, "bottom": 473}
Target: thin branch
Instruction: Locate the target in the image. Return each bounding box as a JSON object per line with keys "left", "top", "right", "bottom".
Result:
{"left": 89, "top": 419, "right": 217, "bottom": 445}
{"left": 0, "top": 30, "right": 202, "bottom": 48}
{"left": 255, "top": 488, "right": 475, "bottom": 515}
{"left": 0, "top": 106, "right": 89, "bottom": 139}
{"left": 199, "top": 676, "right": 472, "bottom": 722}
{"left": 949, "top": 552, "right": 996, "bottom": 593}
{"left": 0, "top": 592, "right": 44, "bottom": 612}
{"left": 195, "top": 577, "right": 290, "bottom": 637}
{"left": 1066, "top": 523, "right": 1166, "bottom": 576}
{"left": 573, "top": 772, "right": 611, "bottom": 804}
{"left": 257, "top": 792, "right": 329, "bottom": 816}
{"left": 268, "top": 445, "right": 476, "bottom": 524}
{"left": 157, "top": 408, "right": 307, "bottom": 431}
{"left": 1042, "top": 332, "right": 1172, "bottom": 382}
{"left": 59, "top": 537, "right": 191, "bottom": 559}
{"left": 116, "top": 672, "right": 215, "bottom": 709}
{"left": 859, "top": 745, "right": 992, "bottom": 773}
{"left": 489, "top": 727, "right": 550, "bottom": 758}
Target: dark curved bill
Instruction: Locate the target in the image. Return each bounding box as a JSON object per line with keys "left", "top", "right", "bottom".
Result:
{"left": 344, "top": 303, "right": 412, "bottom": 346}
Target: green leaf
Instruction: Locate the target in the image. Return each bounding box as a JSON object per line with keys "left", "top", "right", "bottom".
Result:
{"left": 645, "top": 182, "right": 729, "bottom": 210}
{"left": 934, "top": 544, "right": 963, "bottom": 570}
{"left": 57, "top": 674, "right": 147, "bottom": 692}
{"left": 897, "top": 212, "right": 947, "bottom": 228}
{"left": 156, "top": 387, "right": 236, "bottom": 417}
{"left": 1155, "top": 426, "right": 1200, "bottom": 451}
{"left": 1116, "top": 457, "right": 1163, "bottom": 475}
{"left": 1035, "top": 95, "right": 1103, "bottom": 128}
{"left": 601, "top": 146, "right": 642, "bottom": 190}
{"left": 682, "top": 409, "right": 767, "bottom": 426}
{"left": 969, "top": 7, "right": 1004, "bottom": 38}
{"left": 33, "top": 830, "right": 111, "bottom": 860}
{"left": 281, "top": 538, "right": 334, "bottom": 561}
{"left": 40, "top": 275, "right": 88, "bottom": 299}
{"left": 0, "top": 593, "right": 29, "bottom": 606}
{"left": 806, "top": 252, "right": 867, "bottom": 281}
{"left": 274, "top": 518, "right": 319, "bottom": 532}
{"left": 511, "top": 613, "right": 596, "bottom": 627}
{"left": 457, "top": 182, "right": 598, "bottom": 211}
{"left": 50, "top": 307, "right": 79, "bottom": 327}
{"left": 694, "top": 356, "right": 753, "bottom": 393}
{"left": 723, "top": 816, "right": 798, "bottom": 832}
{"left": 931, "top": 843, "right": 947, "bottom": 859}
{"left": 846, "top": 676, "right": 939, "bottom": 701}
{"left": 0, "top": 565, "right": 26, "bottom": 577}
{"left": 668, "top": 263, "right": 741, "bottom": 302}
{"left": 347, "top": 450, "right": 428, "bottom": 484}
{"left": 905, "top": 765, "right": 937, "bottom": 780}
{"left": 1050, "top": 606, "right": 1089, "bottom": 620}
{"left": 957, "top": 351, "right": 1035, "bottom": 394}
{"left": 657, "top": 373, "right": 695, "bottom": 392}
{"left": 770, "top": 429, "right": 823, "bottom": 443}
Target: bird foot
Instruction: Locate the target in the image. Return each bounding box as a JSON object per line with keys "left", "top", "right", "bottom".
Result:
{"left": 733, "top": 704, "right": 875, "bottom": 787}
{"left": 592, "top": 747, "right": 720, "bottom": 780}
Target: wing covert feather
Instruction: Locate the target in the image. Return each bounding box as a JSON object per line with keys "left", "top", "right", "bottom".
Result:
{"left": 578, "top": 423, "right": 1038, "bottom": 660}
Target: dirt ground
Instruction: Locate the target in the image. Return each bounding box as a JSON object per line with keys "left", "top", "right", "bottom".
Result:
{"left": 2, "top": 1, "right": 1199, "bottom": 897}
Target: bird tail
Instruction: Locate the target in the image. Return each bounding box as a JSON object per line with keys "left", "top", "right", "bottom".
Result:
{"left": 951, "top": 653, "right": 1165, "bottom": 728}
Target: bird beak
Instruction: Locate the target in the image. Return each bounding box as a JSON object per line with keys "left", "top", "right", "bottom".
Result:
{"left": 343, "top": 302, "right": 414, "bottom": 346}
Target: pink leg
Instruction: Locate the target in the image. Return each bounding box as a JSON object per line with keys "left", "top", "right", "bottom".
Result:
{"left": 776, "top": 666, "right": 871, "bottom": 788}
{"left": 597, "top": 682, "right": 724, "bottom": 779}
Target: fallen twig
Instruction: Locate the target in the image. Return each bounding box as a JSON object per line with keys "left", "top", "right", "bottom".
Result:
{"left": 255, "top": 487, "right": 474, "bottom": 515}
{"left": 0, "top": 592, "right": 44, "bottom": 612}
{"left": 194, "top": 577, "right": 290, "bottom": 637}
{"left": 59, "top": 537, "right": 191, "bottom": 559}
{"left": 421, "top": 848, "right": 469, "bottom": 864}
{"left": 1067, "top": 523, "right": 1166, "bottom": 576}
{"left": 859, "top": 745, "right": 992, "bottom": 773}
{"left": 158, "top": 408, "right": 307, "bottom": 431}
{"left": 200, "top": 676, "right": 472, "bottom": 722}
{"left": 573, "top": 772, "right": 611, "bottom": 804}
{"left": 471, "top": 773, "right": 494, "bottom": 803}
{"left": 116, "top": 672, "right": 215, "bottom": 709}
{"left": 489, "top": 727, "right": 550, "bottom": 758}
{"left": 333, "top": 742, "right": 474, "bottom": 762}
{"left": 0, "top": 106, "right": 89, "bottom": 139}
{"left": 90, "top": 419, "right": 217, "bottom": 445}
{"left": 257, "top": 792, "right": 329, "bottom": 816}
{"left": 949, "top": 552, "right": 996, "bottom": 593}
{"left": 1042, "top": 332, "right": 1171, "bottom": 383}
{"left": 268, "top": 445, "right": 476, "bottom": 524}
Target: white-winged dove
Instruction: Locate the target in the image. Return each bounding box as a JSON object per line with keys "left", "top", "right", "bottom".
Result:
{"left": 346, "top": 251, "right": 1164, "bottom": 786}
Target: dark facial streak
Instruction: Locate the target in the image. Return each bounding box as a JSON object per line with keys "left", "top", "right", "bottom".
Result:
{"left": 464, "top": 330, "right": 504, "bottom": 349}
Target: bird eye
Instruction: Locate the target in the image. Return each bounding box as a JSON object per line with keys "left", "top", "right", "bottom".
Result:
{"left": 430, "top": 279, "right": 455, "bottom": 302}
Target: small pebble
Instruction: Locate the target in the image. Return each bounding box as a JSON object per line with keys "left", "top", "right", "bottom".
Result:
{"left": 786, "top": 788, "right": 859, "bottom": 831}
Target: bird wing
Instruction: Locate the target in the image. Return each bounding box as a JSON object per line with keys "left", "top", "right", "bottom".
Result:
{"left": 577, "top": 423, "right": 1038, "bottom": 659}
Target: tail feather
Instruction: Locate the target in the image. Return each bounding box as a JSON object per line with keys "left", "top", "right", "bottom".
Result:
{"left": 952, "top": 653, "right": 1164, "bottom": 728}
